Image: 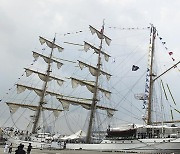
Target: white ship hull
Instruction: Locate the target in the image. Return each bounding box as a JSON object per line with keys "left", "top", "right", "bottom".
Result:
{"left": 6, "top": 135, "right": 51, "bottom": 149}
{"left": 66, "top": 138, "right": 180, "bottom": 153}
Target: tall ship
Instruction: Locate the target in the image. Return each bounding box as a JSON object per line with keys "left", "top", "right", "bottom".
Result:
{"left": 0, "top": 23, "right": 180, "bottom": 153}
{"left": 64, "top": 24, "right": 180, "bottom": 153}
{"left": 0, "top": 23, "right": 116, "bottom": 149}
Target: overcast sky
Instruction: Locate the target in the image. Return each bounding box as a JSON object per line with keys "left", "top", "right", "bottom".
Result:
{"left": 1, "top": 0, "right": 180, "bottom": 93}
{"left": 0, "top": 0, "right": 180, "bottom": 132}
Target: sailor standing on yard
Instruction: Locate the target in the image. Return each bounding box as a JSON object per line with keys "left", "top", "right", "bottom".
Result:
{"left": 27, "top": 143, "right": 32, "bottom": 154}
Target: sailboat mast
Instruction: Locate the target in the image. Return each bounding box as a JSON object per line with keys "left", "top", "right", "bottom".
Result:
{"left": 32, "top": 37, "right": 56, "bottom": 134}
{"left": 147, "top": 25, "right": 156, "bottom": 125}
{"left": 86, "top": 23, "right": 105, "bottom": 143}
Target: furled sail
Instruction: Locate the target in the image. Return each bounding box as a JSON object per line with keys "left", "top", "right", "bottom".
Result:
{"left": 71, "top": 77, "right": 111, "bottom": 99}
{"left": 32, "top": 51, "right": 63, "bottom": 69}
{"left": 16, "top": 84, "right": 64, "bottom": 98}
{"left": 39, "top": 36, "right": 64, "bottom": 52}
{"left": 6, "top": 102, "right": 63, "bottom": 118}
{"left": 25, "top": 68, "right": 64, "bottom": 86}
{"left": 78, "top": 60, "right": 111, "bottom": 80}
{"left": 84, "top": 41, "right": 110, "bottom": 62}
{"left": 56, "top": 97, "right": 117, "bottom": 117}
{"left": 89, "top": 25, "right": 112, "bottom": 46}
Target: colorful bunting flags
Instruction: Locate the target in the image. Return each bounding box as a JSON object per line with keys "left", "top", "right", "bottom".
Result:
{"left": 63, "top": 30, "right": 83, "bottom": 36}
{"left": 55, "top": 30, "right": 84, "bottom": 37}
{"left": 157, "top": 31, "right": 177, "bottom": 63}
{"left": 143, "top": 65, "right": 150, "bottom": 109}
{"left": 108, "top": 26, "right": 150, "bottom": 30}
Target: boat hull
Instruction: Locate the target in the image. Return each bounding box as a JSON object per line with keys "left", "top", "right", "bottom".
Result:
{"left": 107, "top": 128, "right": 136, "bottom": 137}
{"left": 7, "top": 136, "right": 51, "bottom": 149}
{"left": 66, "top": 138, "right": 180, "bottom": 154}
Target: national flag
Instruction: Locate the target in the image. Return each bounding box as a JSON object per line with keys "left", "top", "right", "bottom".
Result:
{"left": 132, "top": 65, "right": 139, "bottom": 71}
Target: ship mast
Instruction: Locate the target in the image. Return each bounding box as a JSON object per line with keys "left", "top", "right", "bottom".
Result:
{"left": 32, "top": 37, "right": 56, "bottom": 134}
{"left": 147, "top": 25, "right": 156, "bottom": 125}
{"left": 86, "top": 23, "right": 105, "bottom": 143}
